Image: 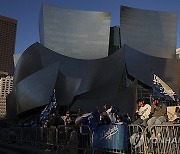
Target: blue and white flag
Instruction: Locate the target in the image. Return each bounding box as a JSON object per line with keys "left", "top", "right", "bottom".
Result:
{"left": 81, "top": 109, "right": 100, "bottom": 130}
{"left": 153, "top": 74, "right": 179, "bottom": 101}
{"left": 40, "top": 89, "right": 57, "bottom": 126}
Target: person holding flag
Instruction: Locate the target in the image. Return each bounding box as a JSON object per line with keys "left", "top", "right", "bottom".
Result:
{"left": 75, "top": 108, "right": 100, "bottom": 130}
{"left": 40, "top": 89, "right": 57, "bottom": 127}
{"left": 146, "top": 73, "right": 180, "bottom": 126}
{"left": 146, "top": 74, "right": 169, "bottom": 126}
{"left": 75, "top": 108, "right": 84, "bottom": 126}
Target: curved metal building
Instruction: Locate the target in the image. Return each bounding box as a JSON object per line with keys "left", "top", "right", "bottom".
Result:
{"left": 121, "top": 6, "right": 177, "bottom": 58}
{"left": 125, "top": 45, "right": 180, "bottom": 97}
{"left": 39, "top": 4, "right": 111, "bottom": 59}
{"left": 10, "top": 42, "right": 126, "bottom": 115}
{"left": 7, "top": 5, "right": 180, "bottom": 119}
{"left": 71, "top": 80, "right": 137, "bottom": 118}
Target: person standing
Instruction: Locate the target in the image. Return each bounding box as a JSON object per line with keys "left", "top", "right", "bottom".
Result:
{"left": 62, "top": 111, "right": 74, "bottom": 126}
{"left": 75, "top": 109, "right": 84, "bottom": 126}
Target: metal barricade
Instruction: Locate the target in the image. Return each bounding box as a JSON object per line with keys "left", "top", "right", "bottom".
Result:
{"left": 94, "top": 148, "right": 127, "bottom": 154}
{"left": 57, "top": 125, "right": 92, "bottom": 153}
{"left": 36, "top": 127, "right": 46, "bottom": 148}
{"left": 128, "top": 124, "right": 145, "bottom": 154}
{"left": 0, "top": 128, "right": 9, "bottom": 143}
{"left": 47, "top": 126, "right": 57, "bottom": 146}
{"left": 31, "top": 127, "right": 57, "bottom": 150}
{"left": 0, "top": 124, "right": 179, "bottom": 153}
{"left": 2, "top": 127, "right": 58, "bottom": 150}
{"left": 144, "top": 124, "right": 180, "bottom": 154}
{"left": 21, "top": 127, "right": 37, "bottom": 146}
{"left": 7, "top": 127, "right": 21, "bottom": 144}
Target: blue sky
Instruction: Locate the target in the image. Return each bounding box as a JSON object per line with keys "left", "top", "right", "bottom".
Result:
{"left": 0, "top": 0, "right": 180, "bottom": 53}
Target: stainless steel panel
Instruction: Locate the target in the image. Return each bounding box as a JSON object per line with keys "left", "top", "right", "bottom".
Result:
{"left": 11, "top": 42, "right": 125, "bottom": 115}
{"left": 71, "top": 80, "right": 137, "bottom": 118}
{"left": 39, "top": 4, "right": 110, "bottom": 59}
{"left": 16, "top": 62, "right": 59, "bottom": 113}
{"left": 55, "top": 71, "right": 81, "bottom": 106}
{"left": 121, "top": 6, "right": 177, "bottom": 58}
{"left": 13, "top": 43, "right": 43, "bottom": 86}
{"left": 39, "top": 44, "right": 125, "bottom": 95}
{"left": 125, "top": 45, "right": 180, "bottom": 97}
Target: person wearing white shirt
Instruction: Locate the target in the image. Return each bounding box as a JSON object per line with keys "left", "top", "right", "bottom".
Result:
{"left": 75, "top": 109, "right": 84, "bottom": 125}
{"left": 134, "top": 98, "right": 151, "bottom": 127}
{"left": 61, "top": 111, "right": 74, "bottom": 126}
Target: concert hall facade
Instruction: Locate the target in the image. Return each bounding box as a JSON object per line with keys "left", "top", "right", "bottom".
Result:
{"left": 6, "top": 5, "right": 180, "bottom": 119}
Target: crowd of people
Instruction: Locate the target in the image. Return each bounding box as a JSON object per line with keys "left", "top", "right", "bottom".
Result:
{"left": 134, "top": 97, "right": 180, "bottom": 127}
{"left": 40, "top": 104, "right": 132, "bottom": 129}
{"left": 16, "top": 96, "right": 180, "bottom": 129}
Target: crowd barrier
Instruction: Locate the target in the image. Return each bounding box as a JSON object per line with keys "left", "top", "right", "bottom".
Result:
{"left": 128, "top": 124, "right": 144, "bottom": 154}
{"left": 0, "top": 125, "right": 92, "bottom": 153}
{"left": 0, "top": 124, "right": 179, "bottom": 154}
{"left": 144, "top": 124, "right": 180, "bottom": 154}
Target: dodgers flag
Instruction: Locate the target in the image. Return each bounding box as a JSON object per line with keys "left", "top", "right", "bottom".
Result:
{"left": 40, "top": 89, "right": 57, "bottom": 126}
{"left": 153, "top": 74, "right": 179, "bottom": 101}
{"left": 93, "top": 124, "right": 128, "bottom": 151}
